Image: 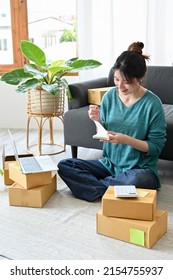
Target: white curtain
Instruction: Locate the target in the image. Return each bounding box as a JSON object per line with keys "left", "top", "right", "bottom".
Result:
{"left": 77, "top": 0, "right": 173, "bottom": 81}
{"left": 146, "top": 0, "right": 173, "bottom": 66}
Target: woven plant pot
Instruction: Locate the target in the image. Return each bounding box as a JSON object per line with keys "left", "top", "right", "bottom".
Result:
{"left": 27, "top": 88, "right": 65, "bottom": 116}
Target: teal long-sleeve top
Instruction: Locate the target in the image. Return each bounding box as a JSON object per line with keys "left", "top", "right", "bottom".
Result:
{"left": 99, "top": 87, "right": 167, "bottom": 188}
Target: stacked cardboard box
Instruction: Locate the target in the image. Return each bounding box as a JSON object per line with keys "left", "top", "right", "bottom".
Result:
{"left": 2, "top": 152, "right": 33, "bottom": 186}
{"left": 96, "top": 186, "right": 168, "bottom": 248}
{"left": 5, "top": 158, "right": 57, "bottom": 208}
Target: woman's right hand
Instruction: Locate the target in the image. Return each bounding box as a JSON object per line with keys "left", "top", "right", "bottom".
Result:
{"left": 88, "top": 105, "right": 100, "bottom": 121}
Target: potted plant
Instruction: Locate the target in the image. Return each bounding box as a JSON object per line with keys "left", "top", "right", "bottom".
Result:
{"left": 1, "top": 40, "right": 101, "bottom": 114}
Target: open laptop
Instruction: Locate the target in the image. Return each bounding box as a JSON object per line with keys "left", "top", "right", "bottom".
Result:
{"left": 8, "top": 129, "right": 58, "bottom": 174}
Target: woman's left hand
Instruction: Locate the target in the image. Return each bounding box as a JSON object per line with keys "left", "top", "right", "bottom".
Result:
{"left": 101, "top": 131, "right": 125, "bottom": 144}
{"left": 100, "top": 131, "right": 149, "bottom": 152}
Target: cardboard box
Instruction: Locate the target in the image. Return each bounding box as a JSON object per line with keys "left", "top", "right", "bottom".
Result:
{"left": 96, "top": 209, "right": 168, "bottom": 249}
{"left": 2, "top": 153, "right": 34, "bottom": 186}
{"left": 4, "top": 161, "right": 15, "bottom": 185}
{"left": 9, "top": 162, "right": 52, "bottom": 189}
{"left": 102, "top": 186, "right": 157, "bottom": 221}
{"left": 88, "top": 87, "right": 114, "bottom": 105}
{"left": 8, "top": 173, "right": 57, "bottom": 207}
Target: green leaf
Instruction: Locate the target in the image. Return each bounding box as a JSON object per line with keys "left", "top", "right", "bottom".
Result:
{"left": 42, "top": 84, "right": 63, "bottom": 96}
{"left": 68, "top": 59, "right": 102, "bottom": 71}
{"left": 0, "top": 169, "right": 4, "bottom": 176}
{"left": 43, "top": 81, "right": 72, "bottom": 100}
{"left": 24, "top": 64, "right": 47, "bottom": 79}
{"left": 66, "top": 87, "right": 73, "bottom": 101}
{"left": 65, "top": 57, "right": 78, "bottom": 66}
{"left": 60, "top": 78, "right": 69, "bottom": 89}
{"left": 20, "top": 40, "right": 46, "bottom": 67}
{"left": 48, "top": 65, "right": 72, "bottom": 76}
{"left": 50, "top": 60, "right": 66, "bottom": 67}
{"left": 59, "top": 78, "right": 72, "bottom": 101}
{"left": 49, "top": 60, "right": 72, "bottom": 76}
{"left": 1, "top": 68, "right": 33, "bottom": 85}
{"left": 16, "top": 79, "right": 42, "bottom": 93}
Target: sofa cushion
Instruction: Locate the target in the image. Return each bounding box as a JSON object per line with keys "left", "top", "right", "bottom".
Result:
{"left": 163, "top": 104, "right": 173, "bottom": 124}
{"left": 160, "top": 104, "right": 173, "bottom": 160}
{"left": 142, "top": 66, "right": 173, "bottom": 104}
{"left": 64, "top": 106, "right": 103, "bottom": 150}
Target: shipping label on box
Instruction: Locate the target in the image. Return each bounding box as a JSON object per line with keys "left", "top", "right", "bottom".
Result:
{"left": 88, "top": 87, "right": 114, "bottom": 105}
{"left": 102, "top": 186, "right": 157, "bottom": 221}
{"left": 9, "top": 162, "right": 52, "bottom": 189}
{"left": 8, "top": 173, "right": 57, "bottom": 208}
{"left": 96, "top": 209, "right": 168, "bottom": 249}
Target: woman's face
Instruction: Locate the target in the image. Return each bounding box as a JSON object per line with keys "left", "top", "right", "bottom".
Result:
{"left": 114, "top": 69, "right": 139, "bottom": 95}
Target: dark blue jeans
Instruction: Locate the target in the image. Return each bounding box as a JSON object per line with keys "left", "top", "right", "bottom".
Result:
{"left": 58, "top": 158, "right": 158, "bottom": 202}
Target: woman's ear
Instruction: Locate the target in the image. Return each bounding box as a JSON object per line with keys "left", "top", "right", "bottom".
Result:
{"left": 139, "top": 76, "right": 144, "bottom": 84}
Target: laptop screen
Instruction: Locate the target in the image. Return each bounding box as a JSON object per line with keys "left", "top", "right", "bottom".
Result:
{"left": 8, "top": 129, "right": 21, "bottom": 164}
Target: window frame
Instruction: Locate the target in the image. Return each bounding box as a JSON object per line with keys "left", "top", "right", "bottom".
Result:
{"left": 0, "top": 0, "right": 28, "bottom": 75}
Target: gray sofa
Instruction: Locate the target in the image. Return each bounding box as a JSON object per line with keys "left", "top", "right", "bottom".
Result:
{"left": 64, "top": 66, "right": 173, "bottom": 160}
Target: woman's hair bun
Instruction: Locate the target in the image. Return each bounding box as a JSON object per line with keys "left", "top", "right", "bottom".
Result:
{"left": 127, "top": 42, "right": 144, "bottom": 55}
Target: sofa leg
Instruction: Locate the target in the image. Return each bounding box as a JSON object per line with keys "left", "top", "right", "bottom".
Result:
{"left": 71, "top": 146, "right": 78, "bottom": 158}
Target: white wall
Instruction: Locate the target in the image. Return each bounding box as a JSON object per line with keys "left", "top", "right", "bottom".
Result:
{"left": 0, "top": 82, "right": 27, "bottom": 129}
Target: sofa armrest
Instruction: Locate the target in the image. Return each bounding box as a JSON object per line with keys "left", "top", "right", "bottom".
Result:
{"left": 68, "top": 77, "right": 108, "bottom": 109}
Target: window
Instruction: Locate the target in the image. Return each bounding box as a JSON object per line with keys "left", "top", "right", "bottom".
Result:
{"left": 0, "top": 0, "right": 77, "bottom": 75}
{"left": 0, "top": 0, "right": 28, "bottom": 75}
{"left": 27, "top": 0, "right": 77, "bottom": 61}
{"left": 0, "top": 2, "right": 12, "bottom": 59}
